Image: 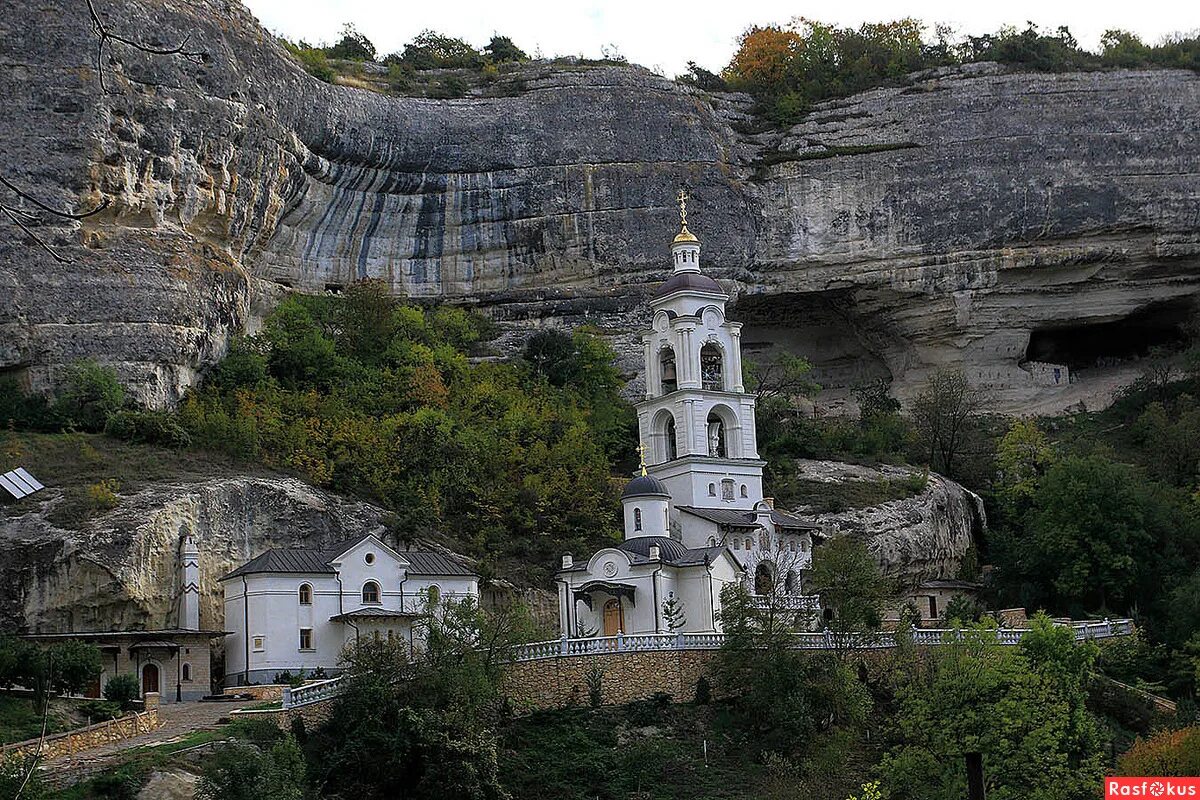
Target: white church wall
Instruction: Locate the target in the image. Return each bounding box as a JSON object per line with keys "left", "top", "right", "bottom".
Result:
{"left": 224, "top": 574, "right": 346, "bottom": 685}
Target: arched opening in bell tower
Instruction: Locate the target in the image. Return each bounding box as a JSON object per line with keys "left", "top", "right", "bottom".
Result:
{"left": 653, "top": 409, "right": 678, "bottom": 462}
{"left": 659, "top": 347, "right": 678, "bottom": 394}
{"left": 700, "top": 342, "right": 724, "bottom": 391}
{"left": 705, "top": 404, "right": 739, "bottom": 458}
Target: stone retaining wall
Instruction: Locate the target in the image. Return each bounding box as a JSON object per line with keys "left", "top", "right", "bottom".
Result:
{"left": 502, "top": 649, "right": 719, "bottom": 712}
{"left": 0, "top": 709, "right": 160, "bottom": 764}
{"left": 224, "top": 684, "right": 287, "bottom": 701}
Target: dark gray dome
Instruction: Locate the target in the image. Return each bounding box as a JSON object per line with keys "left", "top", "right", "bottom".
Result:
{"left": 621, "top": 473, "right": 670, "bottom": 498}
{"left": 652, "top": 271, "right": 726, "bottom": 299}
{"left": 618, "top": 536, "right": 689, "bottom": 562}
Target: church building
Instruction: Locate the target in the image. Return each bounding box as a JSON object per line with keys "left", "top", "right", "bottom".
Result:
{"left": 557, "top": 193, "right": 823, "bottom": 637}
{"left": 221, "top": 534, "right": 479, "bottom": 685}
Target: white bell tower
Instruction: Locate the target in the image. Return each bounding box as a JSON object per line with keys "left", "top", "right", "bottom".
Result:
{"left": 177, "top": 533, "right": 201, "bottom": 630}
{"left": 635, "top": 189, "right": 766, "bottom": 511}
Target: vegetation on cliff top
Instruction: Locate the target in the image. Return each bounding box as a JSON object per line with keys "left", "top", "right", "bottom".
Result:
{"left": 277, "top": 17, "right": 1200, "bottom": 122}
{"left": 722, "top": 20, "right": 1200, "bottom": 124}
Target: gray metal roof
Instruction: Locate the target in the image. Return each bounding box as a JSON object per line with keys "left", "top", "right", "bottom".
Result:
{"left": 676, "top": 506, "right": 759, "bottom": 528}
{"left": 618, "top": 536, "right": 728, "bottom": 568}
{"left": 402, "top": 551, "right": 475, "bottom": 576}
{"left": 222, "top": 549, "right": 336, "bottom": 579}
{"left": 221, "top": 538, "right": 474, "bottom": 580}
{"left": 676, "top": 505, "right": 820, "bottom": 532}
{"left": 330, "top": 608, "right": 423, "bottom": 621}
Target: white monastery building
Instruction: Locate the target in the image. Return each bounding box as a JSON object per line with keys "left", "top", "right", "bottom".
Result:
{"left": 221, "top": 534, "right": 479, "bottom": 685}
{"left": 557, "top": 194, "right": 823, "bottom": 637}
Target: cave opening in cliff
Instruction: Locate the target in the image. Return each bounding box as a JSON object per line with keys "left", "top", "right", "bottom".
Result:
{"left": 731, "top": 290, "right": 895, "bottom": 392}
{"left": 1025, "top": 301, "right": 1195, "bottom": 370}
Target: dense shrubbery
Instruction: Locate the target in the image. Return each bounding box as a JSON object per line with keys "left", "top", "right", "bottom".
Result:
{"left": 881, "top": 616, "right": 1107, "bottom": 800}
{"left": 0, "top": 636, "right": 102, "bottom": 699}
{"left": 178, "top": 281, "right": 630, "bottom": 583}
{"left": 722, "top": 19, "right": 1200, "bottom": 124}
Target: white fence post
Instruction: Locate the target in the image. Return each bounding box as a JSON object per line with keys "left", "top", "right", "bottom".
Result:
{"left": 560, "top": 635, "right": 568, "bottom": 656}
{"left": 281, "top": 687, "right": 292, "bottom": 709}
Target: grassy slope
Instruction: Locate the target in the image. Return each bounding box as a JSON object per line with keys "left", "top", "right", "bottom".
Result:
{"left": 0, "top": 695, "right": 85, "bottom": 745}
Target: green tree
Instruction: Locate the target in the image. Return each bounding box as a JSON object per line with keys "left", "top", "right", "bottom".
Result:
{"left": 808, "top": 537, "right": 888, "bottom": 633}
{"left": 1026, "top": 456, "right": 1153, "bottom": 611}
{"left": 881, "top": 616, "right": 1104, "bottom": 800}
{"left": 401, "top": 30, "right": 483, "bottom": 70}
{"left": 994, "top": 418, "right": 1055, "bottom": 522}
{"left": 909, "top": 367, "right": 980, "bottom": 479}
{"left": 326, "top": 23, "right": 376, "bottom": 61}
{"left": 306, "top": 600, "right": 513, "bottom": 800}
{"left": 55, "top": 359, "right": 125, "bottom": 431}
{"left": 483, "top": 35, "right": 526, "bottom": 63}
{"left": 103, "top": 673, "right": 141, "bottom": 710}
{"left": 1133, "top": 395, "right": 1200, "bottom": 489}
{"left": 715, "top": 584, "right": 872, "bottom": 756}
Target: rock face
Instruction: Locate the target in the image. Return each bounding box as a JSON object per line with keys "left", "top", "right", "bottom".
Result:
{"left": 792, "top": 459, "right": 985, "bottom": 585}
{"left": 1, "top": 0, "right": 1197, "bottom": 411}
{"left": 0, "top": 474, "right": 394, "bottom": 633}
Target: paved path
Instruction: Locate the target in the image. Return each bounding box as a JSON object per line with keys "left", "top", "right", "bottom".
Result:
{"left": 42, "top": 700, "right": 250, "bottom": 786}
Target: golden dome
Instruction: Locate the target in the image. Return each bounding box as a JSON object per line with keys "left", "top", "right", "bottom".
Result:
{"left": 672, "top": 225, "right": 699, "bottom": 244}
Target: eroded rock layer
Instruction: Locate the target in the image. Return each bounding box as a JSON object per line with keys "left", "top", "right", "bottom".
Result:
{"left": 1, "top": 0, "right": 1197, "bottom": 411}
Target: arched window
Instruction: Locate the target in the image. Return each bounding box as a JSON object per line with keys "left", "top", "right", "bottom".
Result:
{"left": 740, "top": 484, "right": 748, "bottom": 498}
{"left": 427, "top": 585, "right": 441, "bottom": 606}
{"left": 706, "top": 413, "right": 727, "bottom": 458}
{"left": 708, "top": 483, "right": 716, "bottom": 496}
{"left": 785, "top": 570, "right": 798, "bottom": 594}
{"left": 660, "top": 347, "right": 678, "bottom": 394}
{"left": 754, "top": 562, "right": 773, "bottom": 595}
{"left": 707, "top": 536, "right": 717, "bottom": 547}
{"left": 745, "top": 537, "right": 753, "bottom": 550}
{"left": 700, "top": 343, "right": 723, "bottom": 391}
{"left": 298, "top": 584, "right": 312, "bottom": 605}
{"left": 790, "top": 540, "right": 797, "bottom": 552}
{"left": 182, "top": 663, "right": 191, "bottom": 682}
{"left": 634, "top": 508, "right": 643, "bottom": 531}
{"left": 664, "top": 417, "right": 678, "bottom": 460}
{"left": 732, "top": 539, "right": 740, "bottom": 550}
{"left": 362, "top": 581, "right": 380, "bottom": 604}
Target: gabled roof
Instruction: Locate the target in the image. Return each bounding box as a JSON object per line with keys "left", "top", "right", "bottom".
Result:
{"left": 221, "top": 535, "right": 475, "bottom": 581}
{"left": 676, "top": 505, "right": 821, "bottom": 533}
{"left": 223, "top": 549, "right": 336, "bottom": 579}
{"left": 676, "top": 506, "right": 759, "bottom": 529}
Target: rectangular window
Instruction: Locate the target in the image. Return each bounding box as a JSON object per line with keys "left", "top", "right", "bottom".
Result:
{"left": 928, "top": 597, "right": 938, "bottom": 619}
{"left": 252, "top": 636, "right": 265, "bottom": 652}
{"left": 299, "top": 628, "right": 313, "bottom": 650}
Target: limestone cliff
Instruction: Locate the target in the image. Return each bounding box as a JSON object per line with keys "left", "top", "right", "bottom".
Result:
{"left": 792, "top": 460, "right": 985, "bottom": 585}
{"left": 1, "top": 475, "right": 393, "bottom": 633}
{"left": 1, "top": 0, "right": 1197, "bottom": 411}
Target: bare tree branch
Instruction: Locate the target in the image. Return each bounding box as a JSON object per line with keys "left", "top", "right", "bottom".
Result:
{"left": 84, "top": 0, "right": 205, "bottom": 92}
{"left": 0, "top": 175, "right": 110, "bottom": 264}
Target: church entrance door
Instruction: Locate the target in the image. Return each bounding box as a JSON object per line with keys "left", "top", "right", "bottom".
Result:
{"left": 602, "top": 599, "right": 624, "bottom": 636}
{"left": 142, "top": 663, "right": 160, "bottom": 696}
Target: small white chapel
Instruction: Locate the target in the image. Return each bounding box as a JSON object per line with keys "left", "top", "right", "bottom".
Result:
{"left": 557, "top": 193, "right": 824, "bottom": 638}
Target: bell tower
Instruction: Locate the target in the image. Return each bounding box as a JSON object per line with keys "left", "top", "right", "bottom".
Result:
{"left": 635, "top": 190, "right": 766, "bottom": 511}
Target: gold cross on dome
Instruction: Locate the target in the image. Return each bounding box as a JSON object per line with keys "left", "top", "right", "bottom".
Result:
{"left": 676, "top": 188, "right": 689, "bottom": 228}
{"left": 636, "top": 442, "right": 649, "bottom": 475}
